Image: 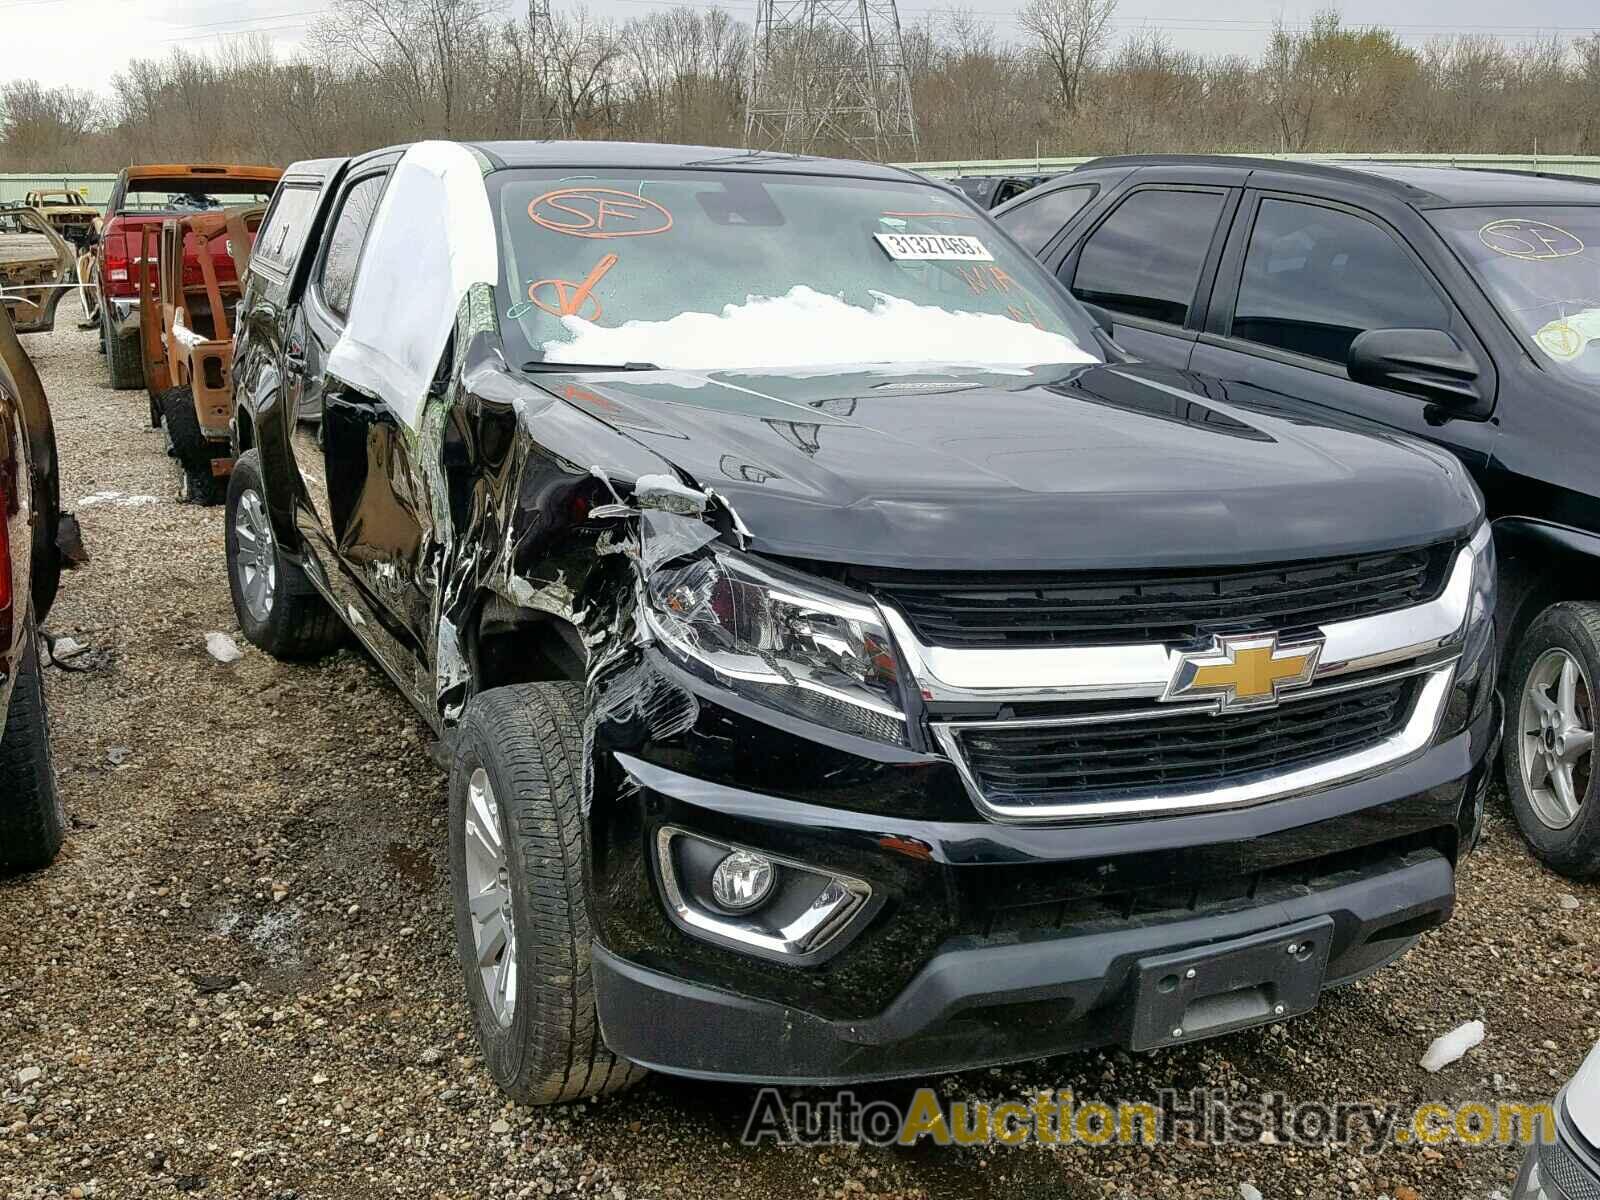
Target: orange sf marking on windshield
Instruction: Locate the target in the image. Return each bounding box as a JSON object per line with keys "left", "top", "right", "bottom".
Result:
{"left": 529, "top": 253, "right": 620, "bottom": 320}
{"left": 529, "top": 188, "right": 674, "bottom": 239}
{"left": 1006, "top": 300, "right": 1045, "bottom": 330}
{"left": 957, "top": 264, "right": 1019, "bottom": 296}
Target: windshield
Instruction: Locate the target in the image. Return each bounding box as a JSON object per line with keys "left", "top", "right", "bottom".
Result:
{"left": 489, "top": 167, "right": 1102, "bottom": 373}
{"left": 1428, "top": 205, "right": 1600, "bottom": 382}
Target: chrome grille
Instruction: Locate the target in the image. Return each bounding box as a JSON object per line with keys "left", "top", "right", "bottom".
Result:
{"left": 955, "top": 678, "right": 1415, "bottom": 804}
{"left": 1543, "top": 1136, "right": 1600, "bottom": 1200}
{"left": 858, "top": 543, "right": 1453, "bottom": 649}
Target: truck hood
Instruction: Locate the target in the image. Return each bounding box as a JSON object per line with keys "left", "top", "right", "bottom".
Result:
{"left": 543, "top": 361, "right": 1482, "bottom": 571}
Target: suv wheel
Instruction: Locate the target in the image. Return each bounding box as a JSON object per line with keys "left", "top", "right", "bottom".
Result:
{"left": 0, "top": 623, "right": 66, "bottom": 872}
{"left": 102, "top": 305, "right": 144, "bottom": 390}
{"left": 449, "top": 682, "right": 646, "bottom": 1104}
{"left": 1505, "top": 602, "right": 1600, "bottom": 878}
{"left": 225, "top": 450, "right": 344, "bottom": 660}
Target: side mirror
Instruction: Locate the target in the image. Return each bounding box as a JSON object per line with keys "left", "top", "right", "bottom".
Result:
{"left": 1347, "top": 328, "right": 1489, "bottom": 415}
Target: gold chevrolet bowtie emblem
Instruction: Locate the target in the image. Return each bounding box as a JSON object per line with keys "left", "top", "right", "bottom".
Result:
{"left": 1163, "top": 633, "right": 1324, "bottom": 713}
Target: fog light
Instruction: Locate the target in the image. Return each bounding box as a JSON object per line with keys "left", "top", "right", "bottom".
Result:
{"left": 710, "top": 849, "right": 775, "bottom": 912}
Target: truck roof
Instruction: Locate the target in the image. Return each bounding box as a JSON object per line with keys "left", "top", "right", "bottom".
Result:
{"left": 468, "top": 139, "right": 919, "bottom": 183}
{"left": 125, "top": 163, "right": 282, "bottom": 183}
{"left": 1074, "top": 154, "right": 1600, "bottom": 208}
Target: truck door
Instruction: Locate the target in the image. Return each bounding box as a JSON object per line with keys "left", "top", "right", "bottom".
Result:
{"left": 1188, "top": 191, "right": 1499, "bottom": 474}
{"left": 282, "top": 164, "right": 432, "bottom": 704}
{"left": 1056, "top": 184, "right": 1239, "bottom": 371}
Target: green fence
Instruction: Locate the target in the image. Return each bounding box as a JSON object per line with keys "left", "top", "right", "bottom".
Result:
{"left": 6, "top": 154, "right": 1600, "bottom": 205}
{"left": 900, "top": 152, "right": 1600, "bottom": 179}
{"left": 0, "top": 174, "right": 117, "bottom": 205}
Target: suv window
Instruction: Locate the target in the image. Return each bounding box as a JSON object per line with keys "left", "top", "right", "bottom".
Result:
{"left": 997, "top": 185, "right": 1095, "bottom": 254}
{"left": 1071, "top": 189, "right": 1225, "bottom": 326}
{"left": 319, "top": 174, "right": 386, "bottom": 317}
{"left": 254, "top": 184, "right": 320, "bottom": 273}
{"left": 1232, "top": 198, "right": 1449, "bottom": 364}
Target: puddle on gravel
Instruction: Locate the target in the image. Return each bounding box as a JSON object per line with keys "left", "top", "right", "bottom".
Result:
{"left": 384, "top": 842, "right": 436, "bottom": 889}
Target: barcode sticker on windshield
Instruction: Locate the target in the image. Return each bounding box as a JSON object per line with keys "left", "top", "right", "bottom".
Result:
{"left": 873, "top": 233, "right": 994, "bottom": 262}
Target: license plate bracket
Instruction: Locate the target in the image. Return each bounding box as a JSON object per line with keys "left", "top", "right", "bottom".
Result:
{"left": 1128, "top": 916, "right": 1334, "bottom": 1051}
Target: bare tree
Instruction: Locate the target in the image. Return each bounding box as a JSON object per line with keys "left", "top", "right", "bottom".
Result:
{"left": 1, "top": 80, "right": 101, "bottom": 168}
{"left": 309, "top": 0, "right": 495, "bottom": 136}
{"left": 11, "top": 5, "right": 1600, "bottom": 172}
{"left": 1018, "top": 0, "right": 1117, "bottom": 112}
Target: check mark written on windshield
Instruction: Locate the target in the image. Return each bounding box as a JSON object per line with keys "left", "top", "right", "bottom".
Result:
{"left": 529, "top": 253, "right": 620, "bottom": 321}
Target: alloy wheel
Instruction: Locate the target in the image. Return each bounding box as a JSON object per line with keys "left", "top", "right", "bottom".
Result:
{"left": 464, "top": 767, "right": 518, "bottom": 1027}
{"left": 233, "top": 488, "right": 278, "bottom": 623}
{"left": 1519, "top": 647, "right": 1596, "bottom": 830}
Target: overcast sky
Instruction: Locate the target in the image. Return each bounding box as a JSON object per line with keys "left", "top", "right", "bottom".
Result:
{"left": 5, "top": 0, "right": 1596, "bottom": 93}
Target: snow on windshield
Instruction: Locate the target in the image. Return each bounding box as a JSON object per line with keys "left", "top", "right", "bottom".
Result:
{"left": 541, "top": 285, "right": 1094, "bottom": 371}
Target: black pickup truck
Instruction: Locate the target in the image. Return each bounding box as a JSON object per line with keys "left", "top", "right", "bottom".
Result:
{"left": 224, "top": 141, "right": 1497, "bottom": 1103}
{"left": 995, "top": 156, "right": 1600, "bottom": 876}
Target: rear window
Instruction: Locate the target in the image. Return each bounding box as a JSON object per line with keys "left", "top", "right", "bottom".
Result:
{"left": 253, "top": 184, "right": 321, "bottom": 272}
{"left": 118, "top": 183, "right": 275, "bottom": 215}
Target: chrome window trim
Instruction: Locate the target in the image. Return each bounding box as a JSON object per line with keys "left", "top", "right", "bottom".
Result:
{"left": 931, "top": 663, "right": 1455, "bottom": 823}
{"left": 881, "top": 532, "right": 1478, "bottom": 704}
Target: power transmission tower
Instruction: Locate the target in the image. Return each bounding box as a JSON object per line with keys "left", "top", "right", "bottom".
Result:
{"left": 745, "top": 0, "right": 919, "bottom": 159}
{"left": 520, "top": 0, "right": 569, "bottom": 138}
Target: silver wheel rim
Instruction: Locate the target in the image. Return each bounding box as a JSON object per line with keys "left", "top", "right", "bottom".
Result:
{"left": 1519, "top": 647, "right": 1595, "bottom": 831}
{"left": 464, "top": 767, "right": 518, "bottom": 1027}
{"left": 233, "top": 488, "right": 277, "bottom": 623}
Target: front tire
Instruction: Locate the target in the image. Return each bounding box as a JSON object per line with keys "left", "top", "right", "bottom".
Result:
{"left": 449, "top": 682, "right": 646, "bottom": 1105}
{"left": 0, "top": 624, "right": 66, "bottom": 872}
{"left": 225, "top": 450, "right": 344, "bottom": 661}
{"left": 1505, "top": 602, "right": 1600, "bottom": 879}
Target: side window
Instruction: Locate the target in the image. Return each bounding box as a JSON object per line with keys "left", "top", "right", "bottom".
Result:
{"left": 318, "top": 173, "right": 387, "bottom": 318}
{"left": 996, "top": 185, "right": 1096, "bottom": 255}
{"left": 253, "top": 184, "right": 320, "bottom": 273}
{"left": 1231, "top": 198, "right": 1449, "bottom": 365}
{"left": 993, "top": 179, "right": 1028, "bottom": 206}
{"left": 1070, "top": 189, "right": 1226, "bottom": 326}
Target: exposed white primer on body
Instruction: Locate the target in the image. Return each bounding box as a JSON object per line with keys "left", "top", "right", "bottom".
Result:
{"left": 542, "top": 286, "right": 1094, "bottom": 372}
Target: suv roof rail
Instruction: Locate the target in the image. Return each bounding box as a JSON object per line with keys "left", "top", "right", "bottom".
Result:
{"left": 1073, "top": 154, "right": 1435, "bottom": 198}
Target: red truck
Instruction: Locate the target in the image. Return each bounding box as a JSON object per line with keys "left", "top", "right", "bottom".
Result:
{"left": 95, "top": 164, "right": 281, "bottom": 399}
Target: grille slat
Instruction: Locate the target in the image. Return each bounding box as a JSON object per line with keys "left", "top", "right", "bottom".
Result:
{"left": 862, "top": 545, "right": 1451, "bottom": 649}
{"left": 956, "top": 680, "right": 1415, "bottom": 802}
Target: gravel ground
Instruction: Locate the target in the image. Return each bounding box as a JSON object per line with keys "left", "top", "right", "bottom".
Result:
{"left": 3, "top": 313, "right": 1598, "bottom": 1200}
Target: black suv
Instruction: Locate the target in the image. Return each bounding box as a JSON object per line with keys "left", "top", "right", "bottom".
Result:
{"left": 225, "top": 140, "right": 1496, "bottom": 1103}
{"left": 997, "top": 156, "right": 1600, "bottom": 877}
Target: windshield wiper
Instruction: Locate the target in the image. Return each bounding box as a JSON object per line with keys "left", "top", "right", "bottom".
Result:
{"left": 521, "top": 360, "right": 660, "bottom": 373}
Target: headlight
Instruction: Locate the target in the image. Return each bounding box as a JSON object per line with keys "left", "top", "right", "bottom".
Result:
{"left": 1446, "top": 521, "right": 1496, "bottom": 735}
{"left": 642, "top": 547, "right": 908, "bottom": 745}
{"left": 1464, "top": 520, "right": 1496, "bottom": 666}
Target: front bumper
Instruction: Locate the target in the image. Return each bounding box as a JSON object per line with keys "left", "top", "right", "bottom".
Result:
{"left": 1513, "top": 1092, "right": 1600, "bottom": 1200}
{"left": 596, "top": 851, "right": 1452, "bottom": 1084}
{"left": 589, "top": 673, "right": 1501, "bottom": 1084}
